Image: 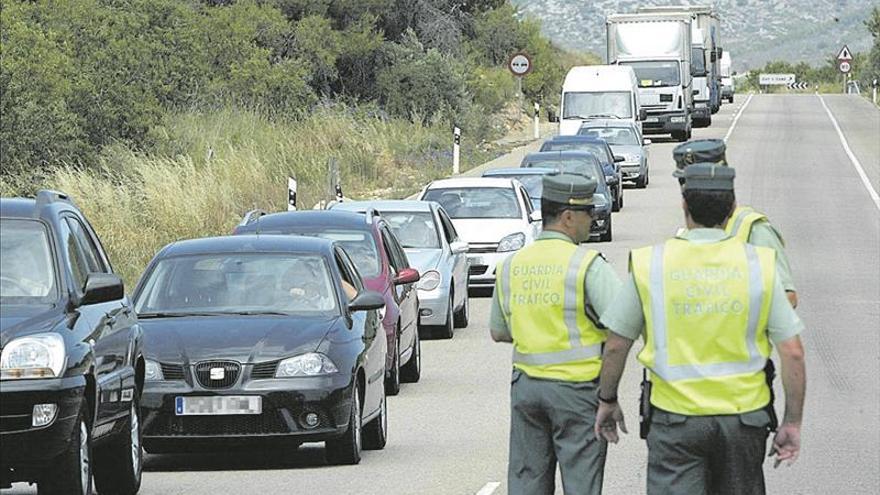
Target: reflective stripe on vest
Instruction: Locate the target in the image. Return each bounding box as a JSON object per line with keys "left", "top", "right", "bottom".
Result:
{"left": 726, "top": 206, "right": 767, "bottom": 243}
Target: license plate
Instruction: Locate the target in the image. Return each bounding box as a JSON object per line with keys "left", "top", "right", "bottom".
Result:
{"left": 175, "top": 396, "right": 262, "bottom": 416}
{"left": 645, "top": 117, "right": 659, "bottom": 123}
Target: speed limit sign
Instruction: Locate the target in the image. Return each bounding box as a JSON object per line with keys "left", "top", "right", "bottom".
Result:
{"left": 839, "top": 61, "right": 852, "bottom": 74}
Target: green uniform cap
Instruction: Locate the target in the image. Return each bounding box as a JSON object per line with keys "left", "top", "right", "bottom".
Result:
{"left": 542, "top": 173, "right": 598, "bottom": 207}
{"left": 682, "top": 163, "right": 736, "bottom": 191}
{"left": 673, "top": 139, "right": 727, "bottom": 177}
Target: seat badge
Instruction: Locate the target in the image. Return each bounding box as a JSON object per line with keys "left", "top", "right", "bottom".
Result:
{"left": 210, "top": 367, "right": 225, "bottom": 380}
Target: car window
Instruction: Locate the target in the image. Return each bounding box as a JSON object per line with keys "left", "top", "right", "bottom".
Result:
{"left": 262, "top": 228, "right": 380, "bottom": 278}
{"left": 518, "top": 186, "right": 533, "bottom": 215}
{"left": 64, "top": 216, "right": 107, "bottom": 273}
{"left": 334, "top": 248, "right": 361, "bottom": 301}
{"left": 0, "top": 219, "right": 59, "bottom": 304}
{"left": 422, "top": 187, "right": 521, "bottom": 219}
{"left": 380, "top": 211, "right": 440, "bottom": 249}
{"left": 135, "top": 253, "right": 338, "bottom": 315}
{"left": 578, "top": 127, "right": 639, "bottom": 146}
{"left": 380, "top": 225, "right": 410, "bottom": 273}
{"left": 57, "top": 219, "right": 89, "bottom": 293}
{"left": 437, "top": 208, "right": 458, "bottom": 243}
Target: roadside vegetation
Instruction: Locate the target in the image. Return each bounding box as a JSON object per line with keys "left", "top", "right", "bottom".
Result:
{"left": 0, "top": 0, "right": 596, "bottom": 284}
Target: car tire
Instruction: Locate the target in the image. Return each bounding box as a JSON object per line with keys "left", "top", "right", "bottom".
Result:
{"left": 635, "top": 173, "right": 647, "bottom": 189}
{"left": 39, "top": 408, "right": 92, "bottom": 495}
{"left": 618, "top": 186, "right": 624, "bottom": 209}
{"left": 385, "top": 333, "right": 401, "bottom": 396}
{"left": 400, "top": 328, "right": 421, "bottom": 383}
{"left": 362, "top": 385, "right": 388, "bottom": 451}
{"left": 612, "top": 189, "right": 621, "bottom": 212}
{"left": 729, "top": 95, "right": 734, "bottom": 103}
{"left": 325, "top": 384, "right": 362, "bottom": 465}
{"left": 600, "top": 216, "right": 613, "bottom": 242}
{"left": 93, "top": 394, "right": 143, "bottom": 495}
{"left": 453, "top": 288, "right": 469, "bottom": 328}
{"left": 435, "top": 298, "right": 454, "bottom": 339}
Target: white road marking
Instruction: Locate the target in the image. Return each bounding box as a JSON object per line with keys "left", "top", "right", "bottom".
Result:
{"left": 723, "top": 93, "right": 754, "bottom": 143}
{"left": 476, "top": 481, "right": 501, "bottom": 495}
{"left": 818, "top": 94, "right": 880, "bottom": 211}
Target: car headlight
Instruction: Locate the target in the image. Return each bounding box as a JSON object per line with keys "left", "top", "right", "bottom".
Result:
{"left": 145, "top": 359, "right": 164, "bottom": 381}
{"left": 0, "top": 333, "right": 66, "bottom": 380}
{"left": 626, "top": 154, "right": 641, "bottom": 162}
{"left": 671, "top": 116, "right": 685, "bottom": 123}
{"left": 276, "top": 353, "right": 339, "bottom": 377}
{"left": 497, "top": 232, "right": 526, "bottom": 252}
{"left": 417, "top": 270, "right": 442, "bottom": 291}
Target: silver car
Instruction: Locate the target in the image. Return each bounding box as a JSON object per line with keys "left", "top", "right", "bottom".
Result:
{"left": 331, "top": 200, "right": 469, "bottom": 339}
{"left": 579, "top": 120, "right": 651, "bottom": 189}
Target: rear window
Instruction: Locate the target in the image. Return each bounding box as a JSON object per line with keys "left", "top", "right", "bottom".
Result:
{"left": 423, "top": 187, "right": 521, "bottom": 219}
{"left": 256, "top": 228, "right": 381, "bottom": 278}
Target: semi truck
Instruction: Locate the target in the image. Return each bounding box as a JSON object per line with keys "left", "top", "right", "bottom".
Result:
{"left": 606, "top": 13, "right": 693, "bottom": 141}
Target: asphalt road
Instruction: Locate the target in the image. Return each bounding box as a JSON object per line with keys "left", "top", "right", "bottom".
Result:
{"left": 6, "top": 94, "right": 878, "bottom": 494}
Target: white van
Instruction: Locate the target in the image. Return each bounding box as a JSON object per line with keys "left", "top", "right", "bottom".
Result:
{"left": 558, "top": 65, "right": 645, "bottom": 136}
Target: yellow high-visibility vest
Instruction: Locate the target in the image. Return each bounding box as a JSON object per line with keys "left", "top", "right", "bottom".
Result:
{"left": 496, "top": 239, "right": 605, "bottom": 382}
{"left": 725, "top": 206, "right": 768, "bottom": 242}
{"left": 631, "top": 237, "right": 776, "bottom": 415}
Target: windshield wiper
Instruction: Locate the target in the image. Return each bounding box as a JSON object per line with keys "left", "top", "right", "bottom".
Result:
{"left": 587, "top": 114, "right": 621, "bottom": 119}
{"left": 224, "top": 310, "right": 292, "bottom": 316}
{"left": 138, "top": 311, "right": 225, "bottom": 319}
{"left": 563, "top": 115, "right": 593, "bottom": 120}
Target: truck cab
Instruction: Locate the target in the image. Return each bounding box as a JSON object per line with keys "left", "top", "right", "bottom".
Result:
{"left": 691, "top": 27, "right": 711, "bottom": 127}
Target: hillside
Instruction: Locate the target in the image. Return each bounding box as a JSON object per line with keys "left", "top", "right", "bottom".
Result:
{"left": 512, "top": 0, "right": 874, "bottom": 71}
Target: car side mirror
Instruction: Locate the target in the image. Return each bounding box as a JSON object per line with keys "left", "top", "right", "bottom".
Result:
{"left": 548, "top": 110, "right": 559, "bottom": 123}
{"left": 529, "top": 211, "right": 542, "bottom": 223}
{"left": 613, "top": 155, "right": 625, "bottom": 163}
{"left": 643, "top": 138, "right": 652, "bottom": 145}
{"left": 348, "top": 291, "right": 385, "bottom": 312}
{"left": 80, "top": 273, "right": 124, "bottom": 306}
{"left": 639, "top": 108, "right": 648, "bottom": 121}
{"left": 692, "top": 89, "right": 700, "bottom": 95}
{"left": 393, "top": 267, "right": 420, "bottom": 285}
{"left": 449, "top": 241, "right": 469, "bottom": 254}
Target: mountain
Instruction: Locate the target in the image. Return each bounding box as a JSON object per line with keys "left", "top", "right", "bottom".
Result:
{"left": 511, "top": 0, "right": 875, "bottom": 71}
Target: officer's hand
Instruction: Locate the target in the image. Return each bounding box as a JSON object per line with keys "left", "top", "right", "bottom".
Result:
{"left": 594, "top": 402, "right": 627, "bottom": 444}
{"left": 769, "top": 423, "right": 801, "bottom": 468}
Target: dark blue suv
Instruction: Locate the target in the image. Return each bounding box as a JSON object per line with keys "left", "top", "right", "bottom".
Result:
{"left": 1, "top": 191, "right": 144, "bottom": 495}
{"left": 540, "top": 135, "right": 625, "bottom": 211}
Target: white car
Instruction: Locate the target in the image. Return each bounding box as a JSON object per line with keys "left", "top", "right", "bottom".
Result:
{"left": 417, "top": 177, "right": 540, "bottom": 289}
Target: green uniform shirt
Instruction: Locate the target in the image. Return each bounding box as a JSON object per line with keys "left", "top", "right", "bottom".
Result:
{"left": 489, "top": 231, "right": 622, "bottom": 342}
{"left": 748, "top": 220, "right": 796, "bottom": 293}
{"left": 600, "top": 228, "right": 804, "bottom": 344}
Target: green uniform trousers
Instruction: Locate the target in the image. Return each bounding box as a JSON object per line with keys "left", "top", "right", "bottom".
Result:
{"left": 508, "top": 369, "right": 607, "bottom": 495}
{"left": 646, "top": 408, "right": 772, "bottom": 495}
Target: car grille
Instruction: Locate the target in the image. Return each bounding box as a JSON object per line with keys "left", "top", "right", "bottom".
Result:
{"left": 0, "top": 397, "right": 33, "bottom": 433}
{"left": 160, "top": 363, "right": 185, "bottom": 381}
{"left": 194, "top": 361, "right": 241, "bottom": 389}
{"left": 469, "top": 265, "right": 488, "bottom": 276}
{"left": 468, "top": 243, "right": 498, "bottom": 254}
{"left": 145, "top": 411, "right": 290, "bottom": 437}
{"left": 660, "top": 94, "right": 673, "bottom": 102}
{"left": 251, "top": 361, "right": 278, "bottom": 379}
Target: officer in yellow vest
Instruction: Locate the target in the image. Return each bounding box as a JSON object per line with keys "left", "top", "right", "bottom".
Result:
{"left": 594, "top": 164, "right": 807, "bottom": 495}
{"left": 672, "top": 139, "right": 798, "bottom": 308}
{"left": 490, "top": 174, "right": 621, "bottom": 495}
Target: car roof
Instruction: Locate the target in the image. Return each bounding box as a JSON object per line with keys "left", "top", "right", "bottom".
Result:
{"left": 158, "top": 234, "right": 336, "bottom": 258}
{"left": 332, "top": 200, "right": 433, "bottom": 213}
{"left": 524, "top": 151, "right": 599, "bottom": 163}
{"left": 238, "top": 210, "right": 375, "bottom": 233}
{"left": 425, "top": 177, "right": 516, "bottom": 189}
{"left": 1, "top": 191, "right": 79, "bottom": 220}
{"left": 0, "top": 198, "right": 40, "bottom": 219}
{"left": 547, "top": 135, "right": 608, "bottom": 144}
{"left": 483, "top": 167, "right": 560, "bottom": 176}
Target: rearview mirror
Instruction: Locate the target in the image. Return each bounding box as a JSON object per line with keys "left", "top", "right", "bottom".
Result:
{"left": 449, "top": 240, "right": 469, "bottom": 254}
{"left": 529, "top": 211, "right": 542, "bottom": 223}
{"left": 613, "top": 155, "right": 625, "bottom": 163}
{"left": 348, "top": 291, "right": 385, "bottom": 312}
{"left": 80, "top": 273, "right": 124, "bottom": 306}
{"left": 393, "top": 267, "right": 420, "bottom": 285}
{"left": 639, "top": 108, "right": 648, "bottom": 121}
{"left": 643, "top": 138, "right": 652, "bottom": 145}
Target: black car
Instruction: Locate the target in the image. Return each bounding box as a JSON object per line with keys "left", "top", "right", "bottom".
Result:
{"left": 521, "top": 151, "right": 615, "bottom": 242}
{"left": 539, "top": 135, "right": 625, "bottom": 211}
{"left": 133, "top": 235, "right": 388, "bottom": 465}
{"left": 0, "top": 190, "right": 144, "bottom": 495}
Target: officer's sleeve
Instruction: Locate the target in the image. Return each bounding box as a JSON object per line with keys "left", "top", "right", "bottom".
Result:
{"left": 598, "top": 272, "right": 644, "bottom": 341}
{"left": 584, "top": 255, "right": 622, "bottom": 321}
{"left": 489, "top": 265, "right": 513, "bottom": 343}
{"left": 748, "top": 221, "right": 796, "bottom": 293}
{"left": 766, "top": 275, "right": 804, "bottom": 344}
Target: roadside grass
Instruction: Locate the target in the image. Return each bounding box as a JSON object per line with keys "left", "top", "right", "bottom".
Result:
{"left": 0, "top": 107, "right": 502, "bottom": 286}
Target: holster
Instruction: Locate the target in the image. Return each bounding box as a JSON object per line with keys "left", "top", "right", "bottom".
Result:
{"left": 764, "top": 359, "right": 779, "bottom": 432}
{"left": 639, "top": 368, "right": 653, "bottom": 439}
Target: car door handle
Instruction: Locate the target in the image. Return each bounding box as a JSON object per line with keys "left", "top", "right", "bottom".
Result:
{"left": 105, "top": 314, "right": 118, "bottom": 327}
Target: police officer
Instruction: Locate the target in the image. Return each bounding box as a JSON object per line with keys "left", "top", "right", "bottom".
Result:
{"left": 594, "top": 164, "right": 807, "bottom": 495}
{"left": 490, "top": 174, "right": 621, "bottom": 495}
{"left": 672, "top": 139, "right": 799, "bottom": 307}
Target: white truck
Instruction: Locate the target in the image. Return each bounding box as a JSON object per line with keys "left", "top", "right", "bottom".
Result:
{"left": 720, "top": 51, "right": 734, "bottom": 103}
{"left": 557, "top": 65, "right": 645, "bottom": 136}
{"left": 606, "top": 13, "right": 693, "bottom": 141}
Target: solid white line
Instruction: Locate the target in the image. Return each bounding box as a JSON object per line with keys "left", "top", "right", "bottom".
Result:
{"left": 475, "top": 481, "right": 501, "bottom": 495}
{"left": 817, "top": 94, "right": 880, "bottom": 212}
{"left": 723, "top": 93, "right": 754, "bottom": 143}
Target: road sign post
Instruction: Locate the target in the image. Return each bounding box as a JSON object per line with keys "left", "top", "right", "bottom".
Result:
{"left": 453, "top": 126, "right": 461, "bottom": 175}
{"left": 873, "top": 79, "right": 878, "bottom": 105}
{"left": 837, "top": 45, "right": 853, "bottom": 94}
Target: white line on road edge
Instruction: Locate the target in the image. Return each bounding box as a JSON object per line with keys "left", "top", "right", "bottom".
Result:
{"left": 817, "top": 94, "right": 880, "bottom": 212}
{"left": 723, "top": 93, "right": 754, "bottom": 143}
{"left": 476, "top": 481, "right": 501, "bottom": 495}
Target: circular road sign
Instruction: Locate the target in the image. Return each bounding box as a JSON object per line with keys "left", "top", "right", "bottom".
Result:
{"left": 508, "top": 53, "right": 532, "bottom": 76}
{"left": 839, "top": 61, "right": 852, "bottom": 74}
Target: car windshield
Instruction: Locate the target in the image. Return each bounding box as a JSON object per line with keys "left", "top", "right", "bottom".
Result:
{"left": 578, "top": 127, "right": 639, "bottom": 146}
{"left": 562, "top": 91, "right": 632, "bottom": 119}
{"left": 486, "top": 174, "right": 544, "bottom": 200}
{"left": 135, "top": 253, "right": 338, "bottom": 315}
{"left": 381, "top": 211, "right": 440, "bottom": 249}
{"left": 0, "top": 219, "right": 58, "bottom": 306}
{"left": 623, "top": 61, "right": 681, "bottom": 87}
{"left": 540, "top": 142, "right": 606, "bottom": 162}
{"left": 423, "top": 187, "right": 521, "bottom": 219}
{"left": 522, "top": 161, "right": 606, "bottom": 189}
{"left": 263, "top": 228, "right": 380, "bottom": 277}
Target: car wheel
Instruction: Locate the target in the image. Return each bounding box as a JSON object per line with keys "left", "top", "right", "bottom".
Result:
{"left": 385, "top": 333, "right": 401, "bottom": 396}
{"left": 39, "top": 408, "right": 92, "bottom": 495}
{"left": 325, "top": 384, "right": 362, "bottom": 465}
{"left": 635, "top": 173, "right": 647, "bottom": 189}
{"left": 611, "top": 189, "right": 621, "bottom": 212}
{"left": 362, "top": 384, "right": 388, "bottom": 450}
{"left": 600, "top": 216, "right": 613, "bottom": 242}
{"left": 453, "top": 288, "right": 469, "bottom": 328}
{"left": 93, "top": 393, "right": 143, "bottom": 495}
{"left": 618, "top": 186, "right": 624, "bottom": 209}
{"left": 435, "top": 297, "right": 454, "bottom": 339}
{"left": 401, "top": 327, "right": 421, "bottom": 383}
{"left": 729, "top": 95, "right": 734, "bottom": 103}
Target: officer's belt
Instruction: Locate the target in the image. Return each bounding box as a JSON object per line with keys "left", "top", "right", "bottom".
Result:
{"left": 513, "top": 344, "right": 602, "bottom": 366}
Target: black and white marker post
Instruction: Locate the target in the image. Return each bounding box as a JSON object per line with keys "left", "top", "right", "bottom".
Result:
{"left": 453, "top": 126, "right": 461, "bottom": 175}
{"left": 534, "top": 102, "right": 540, "bottom": 139}
{"left": 288, "top": 176, "right": 297, "bottom": 211}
